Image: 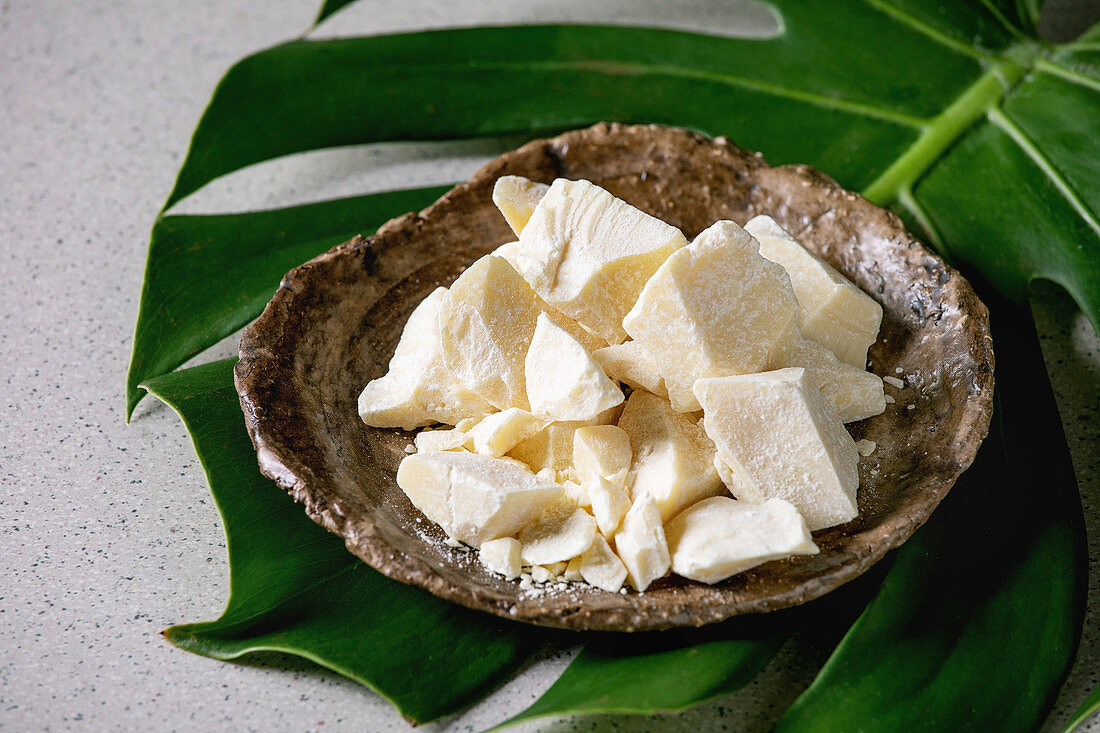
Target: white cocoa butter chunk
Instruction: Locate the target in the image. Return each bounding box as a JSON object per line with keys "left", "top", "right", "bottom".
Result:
{"left": 614, "top": 494, "right": 670, "bottom": 591}
{"left": 518, "top": 502, "right": 598, "bottom": 566}
{"left": 396, "top": 450, "right": 562, "bottom": 545}
{"left": 617, "top": 390, "right": 725, "bottom": 523}
{"left": 579, "top": 535, "right": 628, "bottom": 592}
{"left": 623, "top": 220, "right": 799, "bottom": 412}
{"left": 358, "top": 287, "right": 494, "bottom": 429}
{"left": 530, "top": 564, "right": 553, "bottom": 583}
{"left": 507, "top": 404, "right": 622, "bottom": 481}
{"left": 695, "top": 368, "right": 860, "bottom": 531}
{"left": 770, "top": 332, "right": 885, "bottom": 422}
{"left": 455, "top": 416, "right": 481, "bottom": 432}
{"left": 467, "top": 408, "right": 544, "bottom": 457}
{"left": 573, "top": 425, "right": 632, "bottom": 536}
{"left": 564, "top": 556, "right": 584, "bottom": 582}
{"left": 490, "top": 240, "right": 523, "bottom": 270}
{"left": 666, "top": 497, "right": 818, "bottom": 584}
{"left": 745, "top": 215, "right": 882, "bottom": 367}
{"left": 414, "top": 428, "right": 469, "bottom": 453}
{"left": 439, "top": 255, "right": 604, "bottom": 411}
{"left": 561, "top": 479, "right": 591, "bottom": 508}
{"left": 493, "top": 176, "right": 550, "bottom": 236}
{"left": 479, "top": 537, "right": 523, "bottom": 580}
{"left": 525, "top": 313, "right": 624, "bottom": 422}
{"left": 592, "top": 341, "right": 668, "bottom": 397}
{"left": 544, "top": 561, "right": 568, "bottom": 577}
{"left": 516, "top": 178, "right": 688, "bottom": 343}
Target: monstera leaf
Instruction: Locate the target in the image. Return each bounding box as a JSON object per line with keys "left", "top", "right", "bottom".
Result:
{"left": 131, "top": 0, "right": 1098, "bottom": 729}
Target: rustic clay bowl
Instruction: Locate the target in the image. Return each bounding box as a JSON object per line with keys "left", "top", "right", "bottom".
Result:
{"left": 236, "top": 123, "right": 994, "bottom": 631}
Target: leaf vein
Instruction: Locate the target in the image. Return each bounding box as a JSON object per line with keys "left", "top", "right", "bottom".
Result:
{"left": 1034, "top": 58, "right": 1100, "bottom": 94}
{"left": 858, "top": 0, "right": 991, "bottom": 60}
{"left": 464, "top": 59, "right": 928, "bottom": 128}
{"left": 898, "top": 186, "right": 948, "bottom": 255}
{"left": 223, "top": 564, "right": 358, "bottom": 630}
{"left": 975, "top": 0, "right": 1029, "bottom": 41}
{"left": 988, "top": 106, "right": 1100, "bottom": 239}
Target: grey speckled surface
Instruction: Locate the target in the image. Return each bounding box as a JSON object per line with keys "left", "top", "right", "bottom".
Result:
{"left": 1, "top": 1, "right": 1096, "bottom": 731}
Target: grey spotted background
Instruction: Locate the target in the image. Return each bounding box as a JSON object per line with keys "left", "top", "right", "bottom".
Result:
{"left": 1, "top": 1, "right": 1097, "bottom": 730}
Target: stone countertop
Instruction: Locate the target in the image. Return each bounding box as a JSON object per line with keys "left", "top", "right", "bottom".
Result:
{"left": 2, "top": 1, "right": 1097, "bottom": 731}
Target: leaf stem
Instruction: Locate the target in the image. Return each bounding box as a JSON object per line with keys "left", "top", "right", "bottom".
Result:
{"left": 861, "top": 56, "right": 1028, "bottom": 205}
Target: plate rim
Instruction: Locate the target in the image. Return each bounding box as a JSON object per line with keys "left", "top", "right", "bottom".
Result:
{"left": 235, "top": 122, "right": 995, "bottom": 631}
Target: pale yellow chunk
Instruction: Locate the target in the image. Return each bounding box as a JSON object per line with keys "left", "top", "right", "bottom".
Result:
{"left": 530, "top": 565, "right": 550, "bottom": 583}
{"left": 666, "top": 497, "right": 818, "bottom": 583}
{"left": 479, "top": 537, "right": 523, "bottom": 580}
{"left": 573, "top": 425, "right": 632, "bottom": 536}
{"left": 525, "top": 313, "right": 624, "bottom": 421}
{"left": 579, "top": 535, "right": 628, "bottom": 592}
{"left": 516, "top": 178, "right": 688, "bottom": 343}
{"left": 493, "top": 176, "right": 550, "bottom": 236}
{"left": 439, "top": 255, "right": 603, "bottom": 410}
{"left": 490, "top": 240, "right": 523, "bottom": 270}
{"left": 561, "top": 479, "right": 591, "bottom": 508}
{"left": 546, "top": 561, "right": 568, "bottom": 576}
{"left": 414, "top": 428, "right": 469, "bottom": 453}
{"left": 455, "top": 416, "right": 482, "bottom": 432}
{"left": 592, "top": 341, "right": 667, "bottom": 398}
{"left": 623, "top": 221, "right": 799, "bottom": 412}
{"left": 614, "top": 495, "right": 670, "bottom": 591}
{"left": 564, "top": 556, "right": 584, "bottom": 582}
{"left": 745, "top": 215, "right": 882, "bottom": 367}
{"left": 518, "top": 502, "right": 598, "bottom": 566}
{"left": 695, "top": 368, "right": 859, "bottom": 531}
{"left": 467, "top": 408, "right": 544, "bottom": 457}
{"left": 617, "top": 390, "right": 725, "bottom": 523}
{"left": 507, "top": 404, "right": 623, "bottom": 482}
{"left": 359, "top": 288, "right": 494, "bottom": 429}
{"left": 530, "top": 563, "right": 566, "bottom": 582}
{"left": 771, "top": 333, "right": 886, "bottom": 423}
{"left": 396, "top": 451, "right": 562, "bottom": 545}
{"left": 530, "top": 565, "right": 552, "bottom": 583}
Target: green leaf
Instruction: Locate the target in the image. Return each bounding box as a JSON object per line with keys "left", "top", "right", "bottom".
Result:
{"left": 497, "top": 625, "right": 785, "bottom": 729}
{"left": 496, "top": 561, "right": 890, "bottom": 729}
{"left": 868, "top": 0, "right": 1020, "bottom": 50}
{"left": 143, "top": 359, "right": 547, "bottom": 724}
{"left": 1003, "top": 70, "right": 1100, "bottom": 221}
{"left": 314, "top": 0, "right": 358, "bottom": 24}
{"left": 773, "top": 298, "right": 1086, "bottom": 732}
{"left": 1064, "top": 682, "right": 1100, "bottom": 732}
{"left": 126, "top": 185, "right": 449, "bottom": 418}
{"left": 164, "top": 3, "right": 1008, "bottom": 210}
{"left": 1050, "top": 20, "right": 1100, "bottom": 80}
